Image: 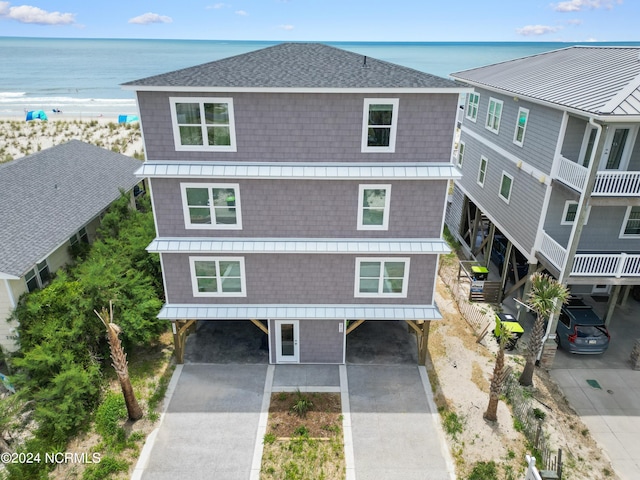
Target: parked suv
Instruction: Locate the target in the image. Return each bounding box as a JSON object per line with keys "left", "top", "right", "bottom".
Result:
{"left": 556, "top": 297, "right": 610, "bottom": 354}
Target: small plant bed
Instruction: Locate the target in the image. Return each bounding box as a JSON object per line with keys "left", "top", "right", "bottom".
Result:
{"left": 261, "top": 391, "right": 345, "bottom": 479}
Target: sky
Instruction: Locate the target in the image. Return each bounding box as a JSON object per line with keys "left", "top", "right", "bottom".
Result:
{"left": 0, "top": 0, "right": 637, "bottom": 42}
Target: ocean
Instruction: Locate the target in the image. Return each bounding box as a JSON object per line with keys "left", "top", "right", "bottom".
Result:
{"left": 1, "top": 37, "right": 639, "bottom": 118}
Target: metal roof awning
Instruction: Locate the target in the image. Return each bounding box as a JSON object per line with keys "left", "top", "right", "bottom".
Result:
{"left": 157, "top": 304, "right": 443, "bottom": 321}
{"left": 135, "top": 161, "right": 461, "bottom": 180}
{"left": 146, "top": 238, "right": 451, "bottom": 255}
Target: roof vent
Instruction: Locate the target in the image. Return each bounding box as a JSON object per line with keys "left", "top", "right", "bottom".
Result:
{"left": 363, "top": 56, "right": 368, "bottom": 68}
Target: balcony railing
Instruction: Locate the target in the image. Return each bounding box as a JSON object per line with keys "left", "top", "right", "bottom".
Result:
{"left": 556, "top": 155, "right": 587, "bottom": 192}
{"left": 592, "top": 171, "right": 640, "bottom": 196}
{"left": 572, "top": 253, "right": 640, "bottom": 277}
{"left": 539, "top": 231, "right": 567, "bottom": 271}
{"left": 556, "top": 155, "right": 640, "bottom": 196}
{"left": 540, "top": 231, "right": 640, "bottom": 277}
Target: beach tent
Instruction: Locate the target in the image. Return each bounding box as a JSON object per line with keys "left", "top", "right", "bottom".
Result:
{"left": 118, "top": 114, "right": 139, "bottom": 123}
{"left": 25, "top": 110, "right": 48, "bottom": 121}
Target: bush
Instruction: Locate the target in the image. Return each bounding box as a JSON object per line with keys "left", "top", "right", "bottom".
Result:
{"left": 95, "top": 393, "right": 127, "bottom": 440}
{"left": 82, "top": 455, "right": 128, "bottom": 480}
{"left": 467, "top": 461, "right": 498, "bottom": 480}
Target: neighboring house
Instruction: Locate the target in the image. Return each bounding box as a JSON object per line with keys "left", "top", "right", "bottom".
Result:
{"left": 0, "top": 140, "right": 143, "bottom": 353}
{"left": 446, "top": 46, "right": 640, "bottom": 358}
{"left": 123, "top": 43, "right": 466, "bottom": 364}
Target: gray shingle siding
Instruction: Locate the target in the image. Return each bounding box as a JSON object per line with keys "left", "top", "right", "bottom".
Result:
{"left": 161, "top": 253, "right": 436, "bottom": 305}
{"left": 299, "top": 320, "right": 344, "bottom": 364}
{"left": 138, "top": 91, "right": 458, "bottom": 163}
{"left": 462, "top": 89, "right": 561, "bottom": 174}
{"left": 150, "top": 178, "right": 447, "bottom": 238}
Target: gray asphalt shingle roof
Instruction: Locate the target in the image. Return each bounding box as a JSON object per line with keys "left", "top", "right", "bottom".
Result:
{"left": 123, "top": 42, "right": 459, "bottom": 90}
{"left": 451, "top": 46, "right": 640, "bottom": 116}
{"left": 0, "top": 140, "right": 141, "bottom": 278}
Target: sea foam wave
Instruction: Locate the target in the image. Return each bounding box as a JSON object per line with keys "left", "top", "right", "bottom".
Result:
{"left": 0, "top": 92, "right": 27, "bottom": 98}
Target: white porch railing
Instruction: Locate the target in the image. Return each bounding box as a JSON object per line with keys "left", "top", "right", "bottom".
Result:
{"left": 592, "top": 171, "right": 640, "bottom": 196}
{"left": 539, "top": 231, "right": 567, "bottom": 271}
{"left": 572, "top": 253, "right": 640, "bottom": 277}
{"left": 556, "top": 155, "right": 587, "bottom": 191}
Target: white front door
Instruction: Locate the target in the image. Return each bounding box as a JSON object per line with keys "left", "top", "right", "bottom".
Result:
{"left": 275, "top": 320, "right": 299, "bottom": 363}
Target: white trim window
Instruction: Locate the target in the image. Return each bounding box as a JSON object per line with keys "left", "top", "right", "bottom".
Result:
{"left": 69, "top": 227, "right": 89, "bottom": 246}
{"left": 465, "top": 93, "right": 480, "bottom": 122}
{"left": 457, "top": 141, "right": 465, "bottom": 167}
{"left": 25, "top": 260, "right": 51, "bottom": 293}
{"left": 361, "top": 98, "right": 399, "bottom": 152}
{"left": 170, "top": 97, "right": 236, "bottom": 151}
{"left": 181, "top": 183, "right": 242, "bottom": 229}
{"left": 485, "top": 98, "right": 503, "bottom": 134}
{"left": 190, "top": 257, "right": 246, "bottom": 297}
{"left": 499, "top": 171, "right": 513, "bottom": 204}
{"left": 477, "top": 156, "right": 488, "bottom": 187}
{"left": 513, "top": 107, "right": 529, "bottom": 147}
{"left": 355, "top": 257, "right": 410, "bottom": 297}
{"left": 561, "top": 201, "right": 591, "bottom": 225}
{"left": 620, "top": 206, "right": 640, "bottom": 238}
{"left": 358, "top": 184, "right": 391, "bottom": 230}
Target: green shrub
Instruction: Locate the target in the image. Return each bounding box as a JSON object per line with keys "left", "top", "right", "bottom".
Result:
{"left": 467, "top": 461, "right": 498, "bottom": 480}
{"left": 95, "top": 393, "right": 127, "bottom": 440}
{"left": 82, "top": 455, "right": 128, "bottom": 480}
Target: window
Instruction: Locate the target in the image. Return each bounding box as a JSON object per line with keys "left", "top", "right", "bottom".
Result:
{"left": 499, "top": 172, "right": 513, "bottom": 203}
{"left": 361, "top": 99, "right": 399, "bottom": 152}
{"left": 190, "top": 257, "right": 246, "bottom": 297}
{"left": 25, "top": 260, "right": 51, "bottom": 293}
{"left": 457, "top": 141, "right": 465, "bottom": 167}
{"left": 181, "top": 183, "right": 242, "bottom": 229}
{"left": 355, "top": 258, "right": 410, "bottom": 297}
{"left": 513, "top": 107, "right": 529, "bottom": 146}
{"left": 465, "top": 93, "right": 480, "bottom": 122}
{"left": 69, "top": 227, "right": 89, "bottom": 246}
{"left": 477, "top": 156, "right": 488, "bottom": 187}
{"left": 620, "top": 206, "right": 640, "bottom": 238}
{"left": 561, "top": 201, "right": 591, "bottom": 225}
{"left": 170, "top": 97, "right": 236, "bottom": 151}
{"left": 485, "top": 98, "right": 503, "bottom": 134}
{"left": 358, "top": 185, "right": 391, "bottom": 230}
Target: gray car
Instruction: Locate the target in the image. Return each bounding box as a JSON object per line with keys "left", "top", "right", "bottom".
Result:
{"left": 556, "top": 297, "right": 610, "bottom": 354}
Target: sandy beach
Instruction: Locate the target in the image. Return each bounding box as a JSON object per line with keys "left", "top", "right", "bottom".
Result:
{"left": 0, "top": 114, "right": 144, "bottom": 162}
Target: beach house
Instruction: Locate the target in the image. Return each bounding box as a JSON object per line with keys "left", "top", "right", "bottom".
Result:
{"left": 446, "top": 46, "right": 640, "bottom": 362}
{"left": 0, "top": 140, "right": 143, "bottom": 353}
{"left": 124, "top": 43, "right": 467, "bottom": 364}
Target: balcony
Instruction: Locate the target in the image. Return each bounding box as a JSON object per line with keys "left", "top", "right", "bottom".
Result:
{"left": 539, "top": 231, "right": 640, "bottom": 277}
{"left": 556, "top": 156, "right": 640, "bottom": 196}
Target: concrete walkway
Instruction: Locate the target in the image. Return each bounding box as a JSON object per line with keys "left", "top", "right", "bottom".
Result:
{"left": 134, "top": 363, "right": 455, "bottom": 479}
{"left": 551, "top": 368, "right": 640, "bottom": 480}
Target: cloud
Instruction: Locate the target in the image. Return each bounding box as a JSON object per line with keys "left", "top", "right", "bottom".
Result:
{"left": 552, "top": 0, "right": 621, "bottom": 12}
{"left": 235, "top": 10, "right": 248, "bottom": 16}
{"left": 516, "top": 24, "right": 562, "bottom": 36}
{"left": 278, "top": 24, "right": 294, "bottom": 31}
{"left": 0, "top": 2, "right": 75, "bottom": 25}
{"left": 206, "top": 3, "right": 228, "bottom": 9}
{"left": 128, "top": 12, "right": 173, "bottom": 25}
{"left": 566, "top": 18, "right": 583, "bottom": 24}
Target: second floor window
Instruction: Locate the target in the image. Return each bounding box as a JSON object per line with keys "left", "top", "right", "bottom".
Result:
{"left": 486, "top": 98, "right": 503, "bottom": 134}
{"left": 190, "top": 257, "right": 246, "bottom": 297}
{"left": 621, "top": 206, "right": 640, "bottom": 237}
{"left": 170, "top": 97, "right": 236, "bottom": 152}
{"left": 355, "top": 258, "right": 409, "bottom": 297}
{"left": 362, "top": 99, "right": 399, "bottom": 152}
{"left": 25, "top": 260, "right": 50, "bottom": 293}
{"left": 457, "top": 141, "right": 466, "bottom": 167}
{"left": 181, "top": 183, "right": 242, "bottom": 229}
{"left": 513, "top": 108, "right": 529, "bottom": 146}
{"left": 478, "top": 156, "right": 488, "bottom": 187}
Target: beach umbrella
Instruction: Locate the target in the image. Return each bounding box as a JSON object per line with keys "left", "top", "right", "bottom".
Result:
{"left": 25, "top": 110, "right": 48, "bottom": 121}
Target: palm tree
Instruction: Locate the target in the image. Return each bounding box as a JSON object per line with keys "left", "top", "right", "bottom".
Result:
{"left": 519, "top": 273, "right": 570, "bottom": 387}
{"left": 95, "top": 302, "right": 143, "bottom": 420}
{"left": 484, "top": 330, "right": 509, "bottom": 422}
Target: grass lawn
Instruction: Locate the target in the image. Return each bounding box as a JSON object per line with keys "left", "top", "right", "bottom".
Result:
{"left": 261, "top": 391, "right": 345, "bottom": 480}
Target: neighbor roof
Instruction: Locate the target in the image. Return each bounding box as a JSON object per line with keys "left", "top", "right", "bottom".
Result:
{"left": 451, "top": 46, "right": 640, "bottom": 117}
{"left": 0, "top": 140, "right": 141, "bottom": 278}
{"left": 123, "top": 42, "right": 460, "bottom": 91}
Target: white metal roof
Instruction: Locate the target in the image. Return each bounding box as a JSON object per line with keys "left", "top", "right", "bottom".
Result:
{"left": 135, "top": 161, "right": 461, "bottom": 180}
{"left": 157, "top": 303, "right": 442, "bottom": 321}
{"left": 451, "top": 46, "right": 640, "bottom": 117}
{"left": 147, "top": 238, "right": 450, "bottom": 254}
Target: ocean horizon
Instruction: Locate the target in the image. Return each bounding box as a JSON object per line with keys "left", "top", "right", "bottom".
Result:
{"left": 2, "top": 37, "right": 639, "bottom": 118}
